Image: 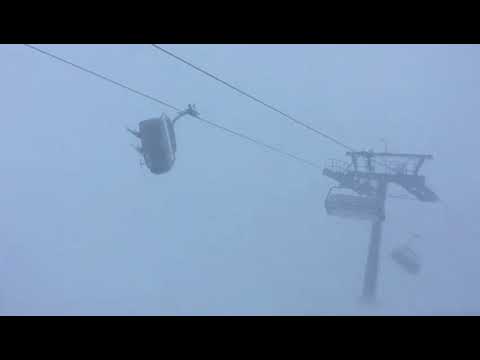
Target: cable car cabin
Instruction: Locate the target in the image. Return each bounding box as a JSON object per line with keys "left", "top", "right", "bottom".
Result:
{"left": 127, "top": 105, "right": 199, "bottom": 174}
{"left": 391, "top": 245, "right": 421, "bottom": 275}
{"left": 325, "top": 187, "right": 383, "bottom": 221}
{"left": 136, "top": 116, "right": 176, "bottom": 174}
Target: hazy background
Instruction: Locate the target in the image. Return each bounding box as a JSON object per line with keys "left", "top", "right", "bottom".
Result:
{"left": 0, "top": 44, "right": 479, "bottom": 315}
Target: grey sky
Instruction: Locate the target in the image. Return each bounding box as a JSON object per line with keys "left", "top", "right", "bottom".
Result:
{"left": 1, "top": 44, "right": 479, "bottom": 315}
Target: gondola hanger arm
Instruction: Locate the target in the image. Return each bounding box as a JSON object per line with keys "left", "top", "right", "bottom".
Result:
{"left": 172, "top": 104, "right": 200, "bottom": 125}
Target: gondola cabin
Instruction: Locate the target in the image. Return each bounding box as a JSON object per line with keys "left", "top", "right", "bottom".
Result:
{"left": 127, "top": 105, "right": 199, "bottom": 174}
{"left": 135, "top": 115, "right": 176, "bottom": 174}
{"left": 325, "top": 186, "right": 383, "bottom": 221}
{"left": 391, "top": 245, "right": 421, "bottom": 275}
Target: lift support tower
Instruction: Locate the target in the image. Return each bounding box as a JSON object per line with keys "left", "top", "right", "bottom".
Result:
{"left": 323, "top": 151, "right": 438, "bottom": 303}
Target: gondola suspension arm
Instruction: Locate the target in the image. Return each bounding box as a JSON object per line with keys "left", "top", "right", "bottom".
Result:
{"left": 172, "top": 104, "right": 200, "bottom": 125}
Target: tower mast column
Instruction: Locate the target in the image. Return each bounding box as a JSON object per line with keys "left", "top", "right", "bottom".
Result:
{"left": 362, "top": 181, "right": 387, "bottom": 303}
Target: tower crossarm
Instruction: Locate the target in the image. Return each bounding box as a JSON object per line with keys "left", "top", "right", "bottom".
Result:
{"left": 391, "top": 175, "right": 438, "bottom": 202}
{"left": 324, "top": 168, "right": 438, "bottom": 202}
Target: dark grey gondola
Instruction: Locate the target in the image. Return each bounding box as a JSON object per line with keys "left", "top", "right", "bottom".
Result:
{"left": 127, "top": 105, "right": 198, "bottom": 175}
{"left": 138, "top": 115, "right": 176, "bottom": 174}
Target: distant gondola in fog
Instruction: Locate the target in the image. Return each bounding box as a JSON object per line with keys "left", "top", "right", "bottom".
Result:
{"left": 391, "top": 245, "right": 421, "bottom": 275}
{"left": 324, "top": 186, "right": 385, "bottom": 222}
{"left": 391, "top": 234, "right": 422, "bottom": 275}
{"left": 127, "top": 104, "right": 199, "bottom": 174}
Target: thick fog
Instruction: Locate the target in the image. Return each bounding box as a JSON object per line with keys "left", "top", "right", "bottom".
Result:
{"left": 1, "top": 44, "right": 479, "bottom": 315}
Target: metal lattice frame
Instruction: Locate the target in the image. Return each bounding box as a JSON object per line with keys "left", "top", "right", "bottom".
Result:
{"left": 323, "top": 151, "right": 437, "bottom": 304}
